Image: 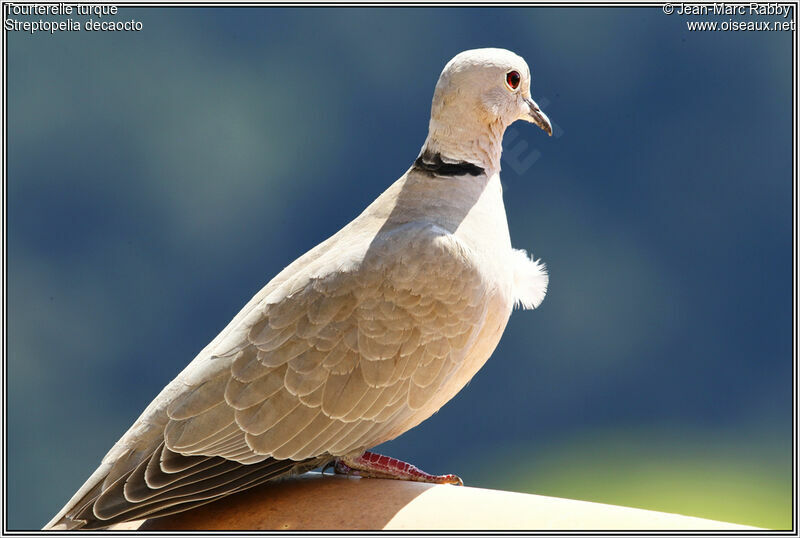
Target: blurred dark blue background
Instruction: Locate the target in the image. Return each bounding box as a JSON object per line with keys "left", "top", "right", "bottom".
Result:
{"left": 7, "top": 6, "right": 793, "bottom": 529}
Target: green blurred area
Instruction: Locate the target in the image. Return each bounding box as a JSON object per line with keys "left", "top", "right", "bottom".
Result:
{"left": 471, "top": 428, "right": 792, "bottom": 530}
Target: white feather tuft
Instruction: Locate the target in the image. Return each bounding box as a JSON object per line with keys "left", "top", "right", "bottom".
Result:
{"left": 510, "top": 248, "right": 548, "bottom": 310}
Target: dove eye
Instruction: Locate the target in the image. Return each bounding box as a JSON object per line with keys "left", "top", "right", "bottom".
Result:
{"left": 505, "top": 70, "right": 521, "bottom": 90}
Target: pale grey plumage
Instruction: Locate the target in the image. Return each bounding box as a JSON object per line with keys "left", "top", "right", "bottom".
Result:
{"left": 45, "top": 48, "right": 550, "bottom": 530}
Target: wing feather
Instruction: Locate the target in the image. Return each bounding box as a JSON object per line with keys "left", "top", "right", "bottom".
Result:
{"left": 224, "top": 364, "right": 286, "bottom": 410}
{"left": 145, "top": 449, "right": 222, "bottom": 489}
{"left": 270, "top": 415, "right": 341, "bottom": 460}
{"left": 164, "top": 403, "right": 234, "bottom": 451}
{"left": 284, "top": 363, "right": 328, "bottom": 396}
{"left": 229, "top": 346, "right": 270, "bottom": 383}
{"left": 292, "top": 421, "right": 356, "bottom": 459}
{"left": 245, "top": 405, "right": 322, "bottom": 455}
{"left": 248, "top": 320, "right": 295, "bottom": 350}
{"left": 288, "top": 347, "right": 328, "bottom": 373}
{"left": 321, "top": 366, "right": 371, "bottom": 420}
{"left": 167, "top": 372, "right": 229, "bottom": 420}
{"left": 360, "top": 355, "right": 397, "bottom": 387}
{"left": 234, "top": 386, "right": 300, "bottom": 436}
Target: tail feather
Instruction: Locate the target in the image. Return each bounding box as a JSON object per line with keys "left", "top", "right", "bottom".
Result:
{"left": 44, "top": 442, "right": 326, "bottom": 530}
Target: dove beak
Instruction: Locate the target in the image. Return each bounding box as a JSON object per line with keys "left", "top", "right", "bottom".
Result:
{"left": 525, "top": 97, "right": 553, "bottom": 137}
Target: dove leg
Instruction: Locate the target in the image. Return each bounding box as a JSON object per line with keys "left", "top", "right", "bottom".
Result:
{"left": 333, "top": 451, "right": 463, "bottom": 485}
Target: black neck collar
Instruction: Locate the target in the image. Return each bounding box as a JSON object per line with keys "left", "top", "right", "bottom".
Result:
{"left": 412, "top": 151, "right": 485, "bottom": 177}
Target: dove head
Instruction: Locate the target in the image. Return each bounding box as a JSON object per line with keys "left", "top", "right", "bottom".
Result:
{"left": 421, "top": 48, "right": 552, "bottom": 174}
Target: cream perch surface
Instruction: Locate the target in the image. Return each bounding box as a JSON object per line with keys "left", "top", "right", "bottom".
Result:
{"left": 45, "top": 48, "right": 552, "bottom": 530}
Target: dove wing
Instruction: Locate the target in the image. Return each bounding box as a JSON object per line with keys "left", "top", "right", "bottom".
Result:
{"left": 166, "top": 221, "right": 488, "bottom": 460}
{"left": 50, "top": 221, "right": 490, "bottom": 528}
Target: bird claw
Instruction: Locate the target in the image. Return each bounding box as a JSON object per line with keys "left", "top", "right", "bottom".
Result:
{"left": 333, "top": 451, "right": 464, "bottom": 486}
{"left": 442, "top": 474, "right": 464, "bottom": 486}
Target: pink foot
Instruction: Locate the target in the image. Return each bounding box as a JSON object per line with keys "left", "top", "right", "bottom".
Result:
{"left": 332, "top": 451, "right": 463, "bottom": 486}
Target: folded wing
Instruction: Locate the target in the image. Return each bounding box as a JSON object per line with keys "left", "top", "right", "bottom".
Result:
{"left": 47, "top": 222, "right": 489, "bottom": 529}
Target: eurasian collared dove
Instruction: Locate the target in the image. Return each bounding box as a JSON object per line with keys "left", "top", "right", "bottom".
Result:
{"left": 45, "top": 47, "right": 552, "bottom": 530}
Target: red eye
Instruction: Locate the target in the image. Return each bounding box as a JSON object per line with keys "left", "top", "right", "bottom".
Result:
{"left": 506, "top": 70, "right": 521, "bottom": 90}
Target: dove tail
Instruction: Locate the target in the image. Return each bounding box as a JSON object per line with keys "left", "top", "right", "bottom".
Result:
{"left": 44, "top": 444, "right": 326, "bottom": 530}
